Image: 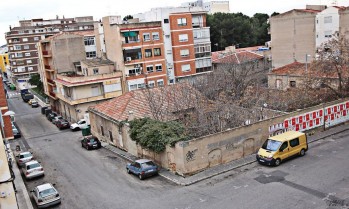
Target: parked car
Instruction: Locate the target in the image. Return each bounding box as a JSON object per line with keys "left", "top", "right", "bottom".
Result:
{"left": 56, "top": 119, "right": 70, "bottom": 130}
{"left": 16, "top": 151, "right": 33, "bottom": 167}
{"left": 12, "top": 123, "right": 21, "bottom": 138}
{"left": 31, "top": 183, "right": 61, "bottom": 208}
{"left": 52, "top": 116, "right": 63, "bottom": 125}
{"left": 31, "top": 101, "right": 39, "bottom": 108}
{"left": 126, "top": 159, "right": 159, "bottom": 180}
{"left": 70, "top": 119, "right": 88, "bottom": 131}
{"left": 81, "top": 136, "right": 101, "bottom": 150}
{"left": 22, "top": 160, "right": 44, "bottom": 179}
{"left": 47, "top": 112, "right": 57, "bottom": 122}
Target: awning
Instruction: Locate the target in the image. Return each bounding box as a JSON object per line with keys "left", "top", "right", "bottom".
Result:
{"left": 122, "top": 31, "right": 137, "bottom": 37}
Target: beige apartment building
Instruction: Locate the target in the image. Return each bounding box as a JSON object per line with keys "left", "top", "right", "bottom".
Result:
{"left": 38, "top": 32, "right": 122, "bottom": 122}
{"left": 340, "top": 7, "right": 349, "bottom": 39}
{"left": 270, "top": 7, "right": 320, "bottom": 69}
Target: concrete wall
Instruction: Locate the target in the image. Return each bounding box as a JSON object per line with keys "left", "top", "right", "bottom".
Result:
{"left": 52, "top": 35, "right": 86, "bottom": 73}
{"left": 340, "top": 8, "right": 349, "bottom": 40}
{"left": 270, "top": 10, "right": 316, "bottom": 69}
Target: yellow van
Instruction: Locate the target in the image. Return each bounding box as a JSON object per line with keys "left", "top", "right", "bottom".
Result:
{"left": 256, "top": 131, "right": 308, "bottom": 166}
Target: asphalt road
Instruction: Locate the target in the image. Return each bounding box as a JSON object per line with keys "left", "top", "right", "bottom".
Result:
{"left": 7, "top": 90, "right": 349, "bottom": 209}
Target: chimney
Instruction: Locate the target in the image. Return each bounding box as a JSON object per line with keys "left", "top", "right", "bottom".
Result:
{"left": 128, "top": 111, "right": 134, "bottom": 121}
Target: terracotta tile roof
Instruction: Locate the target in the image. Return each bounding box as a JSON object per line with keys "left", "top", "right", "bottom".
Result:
{"left": 270, "top": 62, "right": 306, "bottom": 75}
{"left": 89, "top": 83, "right": 202, "bottom": 122}
{"left": 212, "top": 51, "right": 264, "bottom": 64}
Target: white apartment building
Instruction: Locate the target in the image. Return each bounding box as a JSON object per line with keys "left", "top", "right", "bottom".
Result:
{"left": 181, "top": 0, "right": 230, "bottom": 14}
{"left": 316, "top": 6, "right": 342, "bottom": 48}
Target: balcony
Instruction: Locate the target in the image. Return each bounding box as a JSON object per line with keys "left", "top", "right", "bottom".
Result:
{"left": 42, "top": 51, "right": 52, "bottom": 57}
{"left": 56, "top": 71, "right": 122, "bottom": 87}
{"left": 44, "top": 65, "right": 54, "bottom": 72}
{"left": 47, "top": 78, "right": 56, "bottom": 86}
{"left": 56, "top": 91, "right": 122, "bottom": 105}
{"left": 193, "top": 27, "right": 210, "bottom": 44}
{"left": 49, "top": 91, "right": 56, "bottom": 98}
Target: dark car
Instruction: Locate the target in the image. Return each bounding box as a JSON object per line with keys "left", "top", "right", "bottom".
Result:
{"left": 31, "top": 101, "right": 39, "bottom": 108}
{"left": 56, "top": 119, "right": 70, "bottom": 130}
{"left": 47, "top": 112, "right": 57, "bottom": 122}
{"left": 12, "top": 123, "right": 21, "bottom": 139}
{"left": 81, "top": 136, "right": 101, "bottom": 150}
{"left": 126, "top": 159, "right": 159, "bottom": 180}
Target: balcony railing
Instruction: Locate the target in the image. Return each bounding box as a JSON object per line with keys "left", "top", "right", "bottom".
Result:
{"left": 49, "top": 91, "right": 56, "bottom": 98}
{"left": 56, "top": 71, "right": 122, "bottom": 86}
{"left": 47, "top": 78, "right": 55, "bottom": 85}
{"left": 44, "top": 65, "right": 51, "bottom": 69}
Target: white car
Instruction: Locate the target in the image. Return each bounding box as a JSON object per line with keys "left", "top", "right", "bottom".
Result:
{"left": 70, "top": 119, "right": 88, "bottom": 131}
{"left": 23, "top": 160, "right": 44, "bottom": 179}
{"left": 31, "top": 183, "right": 61, "bottom": 208}
{"left": 16, "top": 151, "right": 33, "bottom": 167}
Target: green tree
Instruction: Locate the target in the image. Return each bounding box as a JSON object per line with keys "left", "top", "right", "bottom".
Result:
{"left": 28, "top": 74, "right": 43, "bottom": 93}
{"left": 129, "top": 118, "right": 190, "bottom": 153}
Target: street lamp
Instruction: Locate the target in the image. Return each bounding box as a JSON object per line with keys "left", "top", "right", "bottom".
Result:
{"left": 260, "top": 103, "right": 268, "bottom": 120}
{"left": 305, "top": 54, "right": 311, "bottom": 75}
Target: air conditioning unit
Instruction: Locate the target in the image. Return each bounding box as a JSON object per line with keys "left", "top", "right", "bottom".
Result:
{"left": 126, "top": 57, "right": 132, "bottom": 61}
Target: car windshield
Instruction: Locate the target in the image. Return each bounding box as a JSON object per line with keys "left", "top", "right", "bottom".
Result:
{"left": 88, "top": 138, "right": 96, "bottom": 143}
{"left": 20, "top": 153, "right": 32, "bottom": 158}
{"left": 27, "top": 163, "right": 40, "bottom": 170}
{"left": 39, "top": 188, "right": 56, "bottom": 198}
{"left": 12, "top": 129, "right": 19, "bottom": 134}
{"left": 141, "top": 161, "right": 156, "bottom": 169}
{"left": 261, "top": 139, "right": 282, "bottom": 151}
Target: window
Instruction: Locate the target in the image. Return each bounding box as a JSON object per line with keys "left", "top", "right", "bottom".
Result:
{"left": 181, "top": 64, "right": 191, "bottom": 72}
{"left": 84, "top": 37, "right": 95, "bottom": 45}
{"left": 12, "top": 62, "right": 16, "bottom": 65}
{"left": 15, "top": 53, "right": 23, "bottom": 58}
{"left": 34, "top": 37, "right": 40, "bottom": 41}
{"left": 101, "top": 126, "right": 104, "bottom": 136}
{"left": 155, "top": 64, "right": 162, "bottom": 72}
{"left": 28, "top": 67, "right": 33, "bottom": 71}
{"left": 152, "top": 32, "right": 159, "bottom": 41}
{"left": 24, "top": 45, "right": 29, "bottom": 50}
{"left": 146, "top": 65, "right": 154, "bottom": 73}
{"left": 179, "top": 34, "right": 188, "bottom": 42}
{"left": 86, "top": 51, "right": 96, "bottom": 58}
{"left": 165, "top": 35, "right": 170, "bottom": 39}
{"left": 14, "top": 45, "right": 21, "bottom": 50}
{"left": 145, "top": 49, "right": 152, "bottom": 58}
{"left": 290, "top": 138, "right": 299, "bottom": 147}
{"left": 157, "top": 79, "right": 164, "bottom": 86}
{"left": 143, "top": 33, "right": 150, "bottom": 41}
{"left": 180, "top": 49, "right": 189, "bottom": 57}
{"left": 279, "top": 142, "right": 288, "bottom": 151}
{"left": 154, "top": 48, "right": 161, "bottom": 56}
{"left": 164, "top": 19, "right": 169, "bottom": 24}
{"left": 148, "top": 81, "right": 155, "bottom": 88}
{"left": 109, "top": 131, "right": 113, "bottom": 142}
{"left": 169, "top": 79, "right": 174, "bottom": 84}
{"left": 22, "top": 38, "right": 28, "bottom": 42}
{"left": 276, "top": 79, "right": 282, "bottom": 89}
{"left": 177, "top": 18, "right": 187, "bottom": 26}
{"left": 25, "top": 52, "right": 30, "bottom": 57}
{"left": 290, "top": 81, "right": 296, "bottom": 88}
{"left": 324, "top": 16, "right": 332, "bottom": 24}
{"left": 137, "top": 83, "right": 145, "bottom": 89}
{"left": 93, "top": 68, "right": 99, "bottom": 74}
{"left": 27, "top": 60, "right": 32, "bottom": 64}
{"left": 128, "top": 68, "right": 141, "bottom": 75}
{"left": 324, "top": 30, "right": 332, "bottom": 38}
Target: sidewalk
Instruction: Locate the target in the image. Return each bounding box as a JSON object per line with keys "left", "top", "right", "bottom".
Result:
{"left": 102, "top": 123, "right": 349, "bottom": 186}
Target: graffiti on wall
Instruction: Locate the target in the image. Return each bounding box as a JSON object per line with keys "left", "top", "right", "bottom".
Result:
{"left": 186, "top": 149, "right": 198, "bottom": 162}
{"left": 269, "top": 101, "right": 349, "bottom": 136}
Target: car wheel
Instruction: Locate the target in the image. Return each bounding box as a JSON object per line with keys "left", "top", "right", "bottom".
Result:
{"left": 127, "top": 169, "right": 131, "bottom": 174}
{"left": 274, "top": 158, "right": 281, "bottom": 166}
{"left": 139, "top": 174, "right": 144, "bottom": 180}
{"left": 86, "top": 146, "right": 89, "bottom": 150}
{"left": 300, "top": 149, "right": 305, "bottom": 156}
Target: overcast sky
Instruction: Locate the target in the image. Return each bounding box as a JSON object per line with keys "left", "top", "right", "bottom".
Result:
{"left": 1, "top": 0, "right": 349, "bottom": 45}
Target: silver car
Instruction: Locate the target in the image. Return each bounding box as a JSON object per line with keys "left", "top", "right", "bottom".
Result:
{"left": 23, "top": 160, "right": 44, "bottom": 179}
{"left": 16, "top": 151, "right": 33, "bottom": 167}
{"left": 31, "top": 183, "right": 61, "bottom": 208}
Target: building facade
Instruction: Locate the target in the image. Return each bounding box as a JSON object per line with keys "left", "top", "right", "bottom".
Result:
{"left": 270, "top": 8, "right": 319, "bottom": 69}
{"left": 340, "top": 7, "right": 349, "bottom": 39}
{"left": 5, "top": 16, "right": 96, "bottom": 89}
{"left": 0, "top": 45, "right": 9, "bottom": 75}
{"left": 181, "top": 0, "right": 230, "bottom": 14}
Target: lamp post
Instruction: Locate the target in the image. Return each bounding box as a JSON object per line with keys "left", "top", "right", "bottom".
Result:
{"left": 260, "top": 103, "right": 268, "bottom": 120}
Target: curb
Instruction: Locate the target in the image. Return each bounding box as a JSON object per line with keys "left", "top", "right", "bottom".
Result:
{"left": 308, "top": 128, "right": 349, "bottom": 144}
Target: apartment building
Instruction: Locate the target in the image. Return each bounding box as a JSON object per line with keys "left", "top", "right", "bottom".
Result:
{"left": 270, "top": 7, "right": 321, "bottom": 69}
{"left": 0, "top": 45, "right": 9, "bottom": 75}
{"left": 134, "top": 8, "right": 212, "bottom": 83}
{"left": 340, "top": 7, "right": 349, "bottom": 39}
{"left": 102, "top": 17, "right": 168, "bottom": 91}
{"left": 181, "top": 0, "right": 230, "bottom": 14}
{"left": 55, "top": 59, "right": 122, "bottom": 122}
{"left": 5, "top": 16, "right": 96, "bottom": 89}
{"left": 270, "top": 5, "right": 348, "bottom": 69}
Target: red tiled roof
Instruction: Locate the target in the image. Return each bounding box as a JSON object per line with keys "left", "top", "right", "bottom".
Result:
{"left": 89, "top": 83, "right": 202, "bottom": 122}
{"left": 212, "top": 51, "right": 264, "bottom": 64}
{"left": 270, "top": 62, "right": 306, "bottom": 75}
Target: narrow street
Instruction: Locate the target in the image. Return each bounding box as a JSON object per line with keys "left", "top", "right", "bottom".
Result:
{"left": 7, "top": 90, "right": 349, "bottom": 209}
